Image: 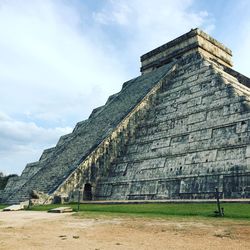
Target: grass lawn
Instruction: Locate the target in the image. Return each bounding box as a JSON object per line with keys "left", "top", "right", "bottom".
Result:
{"left": 28, "top": 203, "right": 250, "bottom": 220}
{"left": 0, "top": 204, "right": 8, "bottom": 210}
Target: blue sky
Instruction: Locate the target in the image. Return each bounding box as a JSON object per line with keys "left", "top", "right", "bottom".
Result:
{"left": 0, "top": 0, "right": 249, "bottom": 175}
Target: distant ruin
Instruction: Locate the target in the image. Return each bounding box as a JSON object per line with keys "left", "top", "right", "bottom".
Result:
{"left": 1, "top": 28, "right": 250, "bottom": 204}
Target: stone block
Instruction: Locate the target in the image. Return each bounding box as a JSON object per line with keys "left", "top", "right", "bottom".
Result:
{"left": 187, "top": 96, "right": 202, "bottom": 107}
{"left": 216, "top": 147, "right": 246, "bottom": 161}
{"left": 48, "top": 207, "right": 73, "bottom": 213}
{"left": 246, "top": 145, "right": 250, "bottom": 158}
{"left": 212, "top": 125, "right": 236, "bottom": 138}
{"left": 187, "top": 111, "right": 207, "bottom": 124}
{"left": 236, "top": 120, "right": 248, "bottom": 133}
{"left": 206, "top": 108, "right": 224, "bottom": 120}
{"left": 189, "top": 129, "right": 212, "bottom": 142}
{"left": 185, "top": 150, "right": 217, "bottom": 164}
{"left": 3, "top": 204, "right": 24, "bottom": 211}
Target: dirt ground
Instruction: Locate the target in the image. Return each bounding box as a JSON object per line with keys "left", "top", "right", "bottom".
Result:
{"left": 0, "top": 211, "right": 250, "bottom": 250}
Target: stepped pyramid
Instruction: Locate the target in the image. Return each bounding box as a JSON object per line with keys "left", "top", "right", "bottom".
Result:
{"left": 1, "top": 28, "right": 250, "bottom": 204}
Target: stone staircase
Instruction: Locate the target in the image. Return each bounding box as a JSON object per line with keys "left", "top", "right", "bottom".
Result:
{"left": 2, "top": 62, "right": 175, "bottom": 204}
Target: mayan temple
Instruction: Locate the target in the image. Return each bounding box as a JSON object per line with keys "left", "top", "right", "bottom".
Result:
{"left": 1, "top": 28, "right": 250, "bottom": 204}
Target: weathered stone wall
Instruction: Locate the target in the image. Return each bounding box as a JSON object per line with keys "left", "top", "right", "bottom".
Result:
{"left": 92, "top": 53, "right": 250, "bottom": 200}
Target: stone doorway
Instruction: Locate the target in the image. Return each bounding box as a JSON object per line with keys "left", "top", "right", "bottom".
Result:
{"left": 83, "top": 183, "right": 92, "bottom": 200}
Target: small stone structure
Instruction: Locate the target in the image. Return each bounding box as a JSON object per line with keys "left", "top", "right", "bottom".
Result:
{"left": 1, "top": 28, "right": 250, "bottom": 204}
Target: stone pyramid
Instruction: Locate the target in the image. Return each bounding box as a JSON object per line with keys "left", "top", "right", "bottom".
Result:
{"left": 1, "top": 28, "right": 250, "bottom": 204}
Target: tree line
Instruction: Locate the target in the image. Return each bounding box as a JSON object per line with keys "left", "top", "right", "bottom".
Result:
{"left": 0, "top": 172, "right": 18, "bottom": 190}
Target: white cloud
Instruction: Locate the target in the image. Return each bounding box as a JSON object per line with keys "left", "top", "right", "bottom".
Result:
{"left": 0, "top": 113, "right": 71, "bottom": 146}
{"left": 93, "top": 1, "right": 132, "bottom": 25}
{"left": 93, "top": 0, "right": 214, "bottom": 55}
{"left": 0, "top": 111, "right": 71, "bottom": 175}
{"left": 0, "top": 0, "right": 127, "bottom": 125}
